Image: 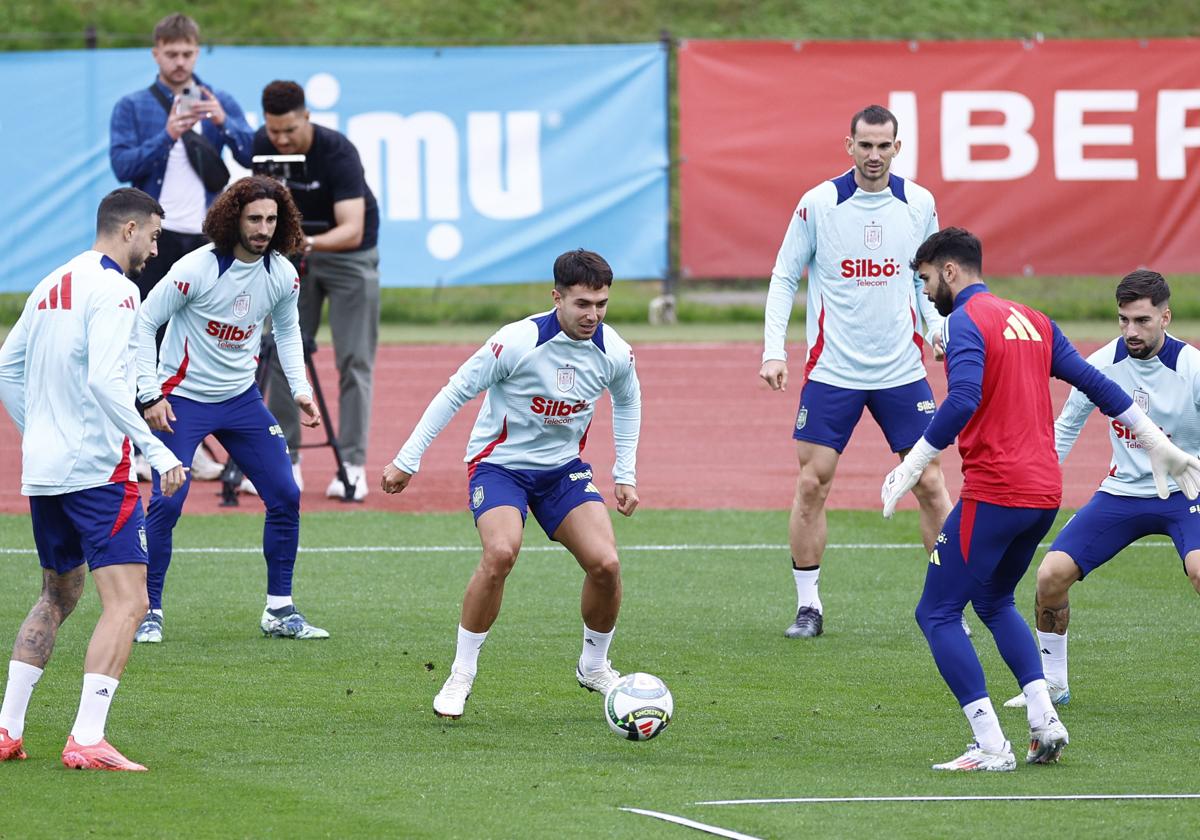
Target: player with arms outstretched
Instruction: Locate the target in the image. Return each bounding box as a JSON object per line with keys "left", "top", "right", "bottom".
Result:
{"left": 134, "top": 176, "right": 325, "bottom": 643}
{"left": 761, "top": 104, "right": 951, "bottom": 639}
{"left": 882, "top": 229, "right": 1200, "bottom": 771}
{"left": 381, "top": 249, "right": 641, "bottom": 720}
{"left": 1005, "top": 270, "right": 1200, "bottom": 710}
{"left": 0, "top": 189, "right": 186, "bottom": 771}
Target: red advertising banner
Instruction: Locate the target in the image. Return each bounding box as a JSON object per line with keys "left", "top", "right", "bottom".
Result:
{"left": 679, "top": 39, "right": 1200, "bottom": 278}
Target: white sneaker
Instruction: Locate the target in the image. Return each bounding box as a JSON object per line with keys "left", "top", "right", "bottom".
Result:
{"left": 576, "top": 659, "right": 621, "bottom": 694}
{"left": 191, "top": 445, "right": 225, "bottom": 481}
{"left": 238, "top": 477, "right": 259, "bottom": 496}
{"left": 1003, "top": 683, "right": 1070, "bottom": 708}
{"left": 1027, "top": 712, "right": 1069, "bottom": 764}
{"left": 961, "top": 617, "right": 973, "bottom": 638}
{"left": 326, "top": 463, "right": 368, "bottom": 501}
{"left": 434, "top": 668, "right": 475, "bottom": 719}
{"left": 134, "top": 454, "right": 152, "bottom": 482}
{"left": 932, "top": 741, "right": 1017, "bottom": 772}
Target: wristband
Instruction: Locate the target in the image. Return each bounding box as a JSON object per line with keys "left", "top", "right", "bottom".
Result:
{"left": 137, "top": 395, "right": 165, "bottom": 415}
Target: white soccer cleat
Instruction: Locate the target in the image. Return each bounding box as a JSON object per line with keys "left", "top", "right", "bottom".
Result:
{"left": 190, "top": 445, "right": 225, "bottom": 481}
{"left": 961, "top": 616, "right": 973, "bottom": 638}
{"left": 326, "top": 464, "right": 368, "bottom": 501}
{"left": 1003, "top": 683, "right": 1070, "bottom": 708}
{"left": 260, "top": 606, "right": 329, "bottom": 639}
{"left": 932, "top": 741, "right": 1017, "bottom": 772}
{"left": 1027, "top": 712, "right": 1069, "bottom": 764}
{"left": 576, "top": 659, "right": 621, "bottom": 694}
{"left": 434, "top": 668, "right": 475, "bottom": 719}
{"left": 133, "top": 611, "right": 163, "bottom": 644}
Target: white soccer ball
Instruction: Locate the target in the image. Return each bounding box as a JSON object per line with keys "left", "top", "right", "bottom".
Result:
{"left": 604, "top": 672, "right": 673, "bottom": 741}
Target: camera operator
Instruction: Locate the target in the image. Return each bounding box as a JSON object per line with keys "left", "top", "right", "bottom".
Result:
{"left": 254, "top": 80, "right": 381, "bottom": 500}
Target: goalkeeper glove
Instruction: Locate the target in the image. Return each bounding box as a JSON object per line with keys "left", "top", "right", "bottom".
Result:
{"left": 882, "top": 437, "right": 941, "bottom": 518}
{"left": 1118, "top": 404, "right": 1200, "bottom": 500}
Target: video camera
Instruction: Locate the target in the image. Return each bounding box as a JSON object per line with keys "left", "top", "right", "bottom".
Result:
{"left": 251, "top": 154, "right": 306, "bottom": 182}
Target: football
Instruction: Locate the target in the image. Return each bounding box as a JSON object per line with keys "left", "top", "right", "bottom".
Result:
{"left": 604, "top": 672, "right": 673, "bottom": 741}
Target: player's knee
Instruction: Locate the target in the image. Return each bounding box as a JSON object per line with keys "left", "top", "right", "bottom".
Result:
{"left": 585, "top": 550, "right": 621, "bottom": 586}
{"left": 1187, "top": 564, "right": 1200, "bottom": 595}
{"left": 479, "top": 543, "right": 519, "bottom": 579}
{"left": 1036, "top": 552, "right": 1078, "bottom": 600}
{"left": 794, "top": 469, "right": 830, "bottom": 506}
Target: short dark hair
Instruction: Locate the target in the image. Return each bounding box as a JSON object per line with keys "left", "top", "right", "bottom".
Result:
{"left": 203, "top": 176, "right": 305, "bottom": 256}
{"left": 1116, "top": 269, "right": 1170, "bottom": 307}
{"left": 96, "top": 188, "right": 164, "bottom": 236}
{"left": 850, "top": 104, "right": 898, "bottom": 138}
{"left": 153, "top": 13, "right": 199, "bottom": 44}
{"left": 262, "top": 81, "right": 306, "bottom": 116}
{"left": 553, "top": 249, "right": 613, "bottom": 291}
{"left": 910, "top": 227, "right": 983, "bottom": 275}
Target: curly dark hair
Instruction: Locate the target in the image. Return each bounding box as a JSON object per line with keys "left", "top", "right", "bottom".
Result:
{"left": 203, "top": 176, "right": 305, "bottom": 256}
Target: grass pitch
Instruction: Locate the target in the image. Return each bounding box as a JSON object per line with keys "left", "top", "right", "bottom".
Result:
{"left": 0, "top": 508, "right": 1197, "bottom": 838}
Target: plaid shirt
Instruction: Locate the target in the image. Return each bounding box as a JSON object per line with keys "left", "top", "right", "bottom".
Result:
{"left": 109, "top": 74, "right": 254, "bottom": 205}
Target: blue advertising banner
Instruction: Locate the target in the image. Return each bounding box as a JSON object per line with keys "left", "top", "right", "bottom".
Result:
{"left": 0, "top": 44, "right": 668, "bottom": 290}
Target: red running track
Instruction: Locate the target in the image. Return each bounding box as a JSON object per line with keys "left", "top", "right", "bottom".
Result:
{"left": 0, "top": 342, "right": 1115, "bottom": 516}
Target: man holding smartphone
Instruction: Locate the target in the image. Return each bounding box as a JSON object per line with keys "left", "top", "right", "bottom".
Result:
{"left": 109, "top": 12, "right": 255, "bottom": 483}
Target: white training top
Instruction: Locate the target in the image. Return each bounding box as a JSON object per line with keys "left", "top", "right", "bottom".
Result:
{"left": 0, "top": 250, "right": 182, "bottom": 495}
{"left": 763, "top": 169, "right": 942, "bottom": 389}
{"left": 394, "top": 311, "right": 641, "bottom": 484}
{"left": 136, "top": 244, "right": 311, "bottom": 405}
{"left": 1056, "top": 334, "right": 1200, "bottom": 497}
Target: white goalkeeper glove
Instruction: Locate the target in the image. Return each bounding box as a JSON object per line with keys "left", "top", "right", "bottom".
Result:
{"left": 1119, "top": 403, "right": 1200, "bottom": 500}
{"left": 882, "top": 437, "right": 941, "bottom": 518}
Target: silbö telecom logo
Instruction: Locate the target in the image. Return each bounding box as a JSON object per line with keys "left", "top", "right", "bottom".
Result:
{"left": 249, "top": 73, "right": 551, "bottom": 265}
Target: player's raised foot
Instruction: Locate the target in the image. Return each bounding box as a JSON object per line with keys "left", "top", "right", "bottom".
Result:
{"left": 1003, "top": 683, "right": 1070, "bottom": 709}
{"left": 932, "top": 741, "right": 1016, "bottom": 772}
{"left": 434, "top": 668, "right": 474, "bottom": 719}
{"left": 1027, "top": 712, "right": 1069, "bottom": 764}
{"left": 326, "top": 463, "right": 368, "bottom": 501}
{"left": 0, "top": 727, "right": 26, "bottom": 761}
{"left": 61, "top": 737, "right": 147, "bottom": 771}
{"left": 576, "top": 659, "right": 621, "bottom": 694}
{"left": 134, "top": 611, "right": 163, "bottom": 644}
{"left": 784, "top": 606, "right": 823, "bottom": 639}
{"left": 260, "top": 606, "right": 329, "bottom": 639}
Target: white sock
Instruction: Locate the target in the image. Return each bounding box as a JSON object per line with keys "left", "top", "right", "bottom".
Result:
{"left": 962, "top": 697, "right": 1007, "bottom": 753}
{"left": 0, "top": 660, "right": 44, "bottom": 739}
{"left": 451, "top": 625, "right": 488, "bottom": 678}
{"left": 1021, "top": 678, "right": 1056, "bottom": 726}
{"left": 793, "top": 567, "right": 822, "bottom": 612}
{"left": 581, "top": 625, "right": 615, "bottom": 671}
{"left": 1037, "top": 630, "right": 1069, "bottom": 688}
{"left": 70, "top": 673, "right": 119, "bottom": 747}
{"left": 266, "top": 595, "right": 293, "bottom": 611}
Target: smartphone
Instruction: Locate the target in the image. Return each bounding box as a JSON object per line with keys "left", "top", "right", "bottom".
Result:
{"left": 176, "top": 86, "right": 199, "bottom": 115}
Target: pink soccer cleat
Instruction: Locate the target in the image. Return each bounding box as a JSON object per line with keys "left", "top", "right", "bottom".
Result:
{"left": 61, "top": 736, "right": 147, "bottom": 771}
{"left": 0, "top": 727, "right": 26, "bottom": 761}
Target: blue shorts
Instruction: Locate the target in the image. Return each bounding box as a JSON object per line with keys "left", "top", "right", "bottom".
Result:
{"left": 467, "top": 459, "right": 604, "bottom": 539}
{"left": 1049, "top": 490, "right": 1200, "bottom": 579}
{"left": 29, "top": 482, "right": 148, "bottom": 574}
{"left": 793, "top": 379, "right": 936, "bottom": 453}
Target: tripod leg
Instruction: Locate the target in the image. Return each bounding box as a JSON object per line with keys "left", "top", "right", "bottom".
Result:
{"left": 304, "top": 349, "right": 358, "bottom": 501}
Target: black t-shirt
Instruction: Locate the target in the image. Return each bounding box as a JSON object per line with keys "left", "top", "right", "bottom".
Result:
{"left": 253, "top": 123, "right": 379, "bottom": 252}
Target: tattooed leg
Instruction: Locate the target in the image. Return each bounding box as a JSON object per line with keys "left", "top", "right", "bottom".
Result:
{"left": 11, "top": 567, "right": 85, "bottom": 669}
{"left": 1033, "top": 550, "right": 1082, "bottom": 634}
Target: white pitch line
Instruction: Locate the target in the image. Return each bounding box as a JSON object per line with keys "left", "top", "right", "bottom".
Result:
{"left": 620, "top": 807, "right": 764, "bottom": 840}
{"left": 698, "top": 794, "right": 1200, "bottom": 805}
{"left": 0, "top": 540, "right": 1176, "bottom": 556}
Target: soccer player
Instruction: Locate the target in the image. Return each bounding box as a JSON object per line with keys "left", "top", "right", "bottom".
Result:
{"left": 381, "top": 249, "right": 641, "bottom": 720}
{"left": 881, "top": 228, "right": 1200, "bottom": 771}
{"left": 1004, "top": 270, "right": 1200, "bottom": 710}
{"left": 0, "top": 188, "right": 187, "bottom": 771}
{"left": 761, "top": 104, "right": 951, "bottom": 639}
{"left": 134, "top": 176, "right": 327, "bottom": 643}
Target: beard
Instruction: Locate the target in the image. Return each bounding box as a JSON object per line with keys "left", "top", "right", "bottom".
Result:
{"left": 932, "top": 281, "right": 955, "bottom": 317}
{"left": 241, "top": 233, "right": 271, "bottom": 255}
{"left": 1124, "top": 335, "right": 1160, "bottom": 359}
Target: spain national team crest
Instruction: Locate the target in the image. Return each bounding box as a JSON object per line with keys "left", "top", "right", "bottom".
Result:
{"left": 557, "top": 366, "right": 575, "bottom": 393}
{"left": 1134, "top": 388, "right": 1150, "bottom": 413}
{"left": 233, "top": 293, "right": 251, "bottom": 319}
{"left": 864, "top": 224, "right": 883, "bottom": 250}
{"left": 471, "top": 485, "right": 485, "bottom": 510}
